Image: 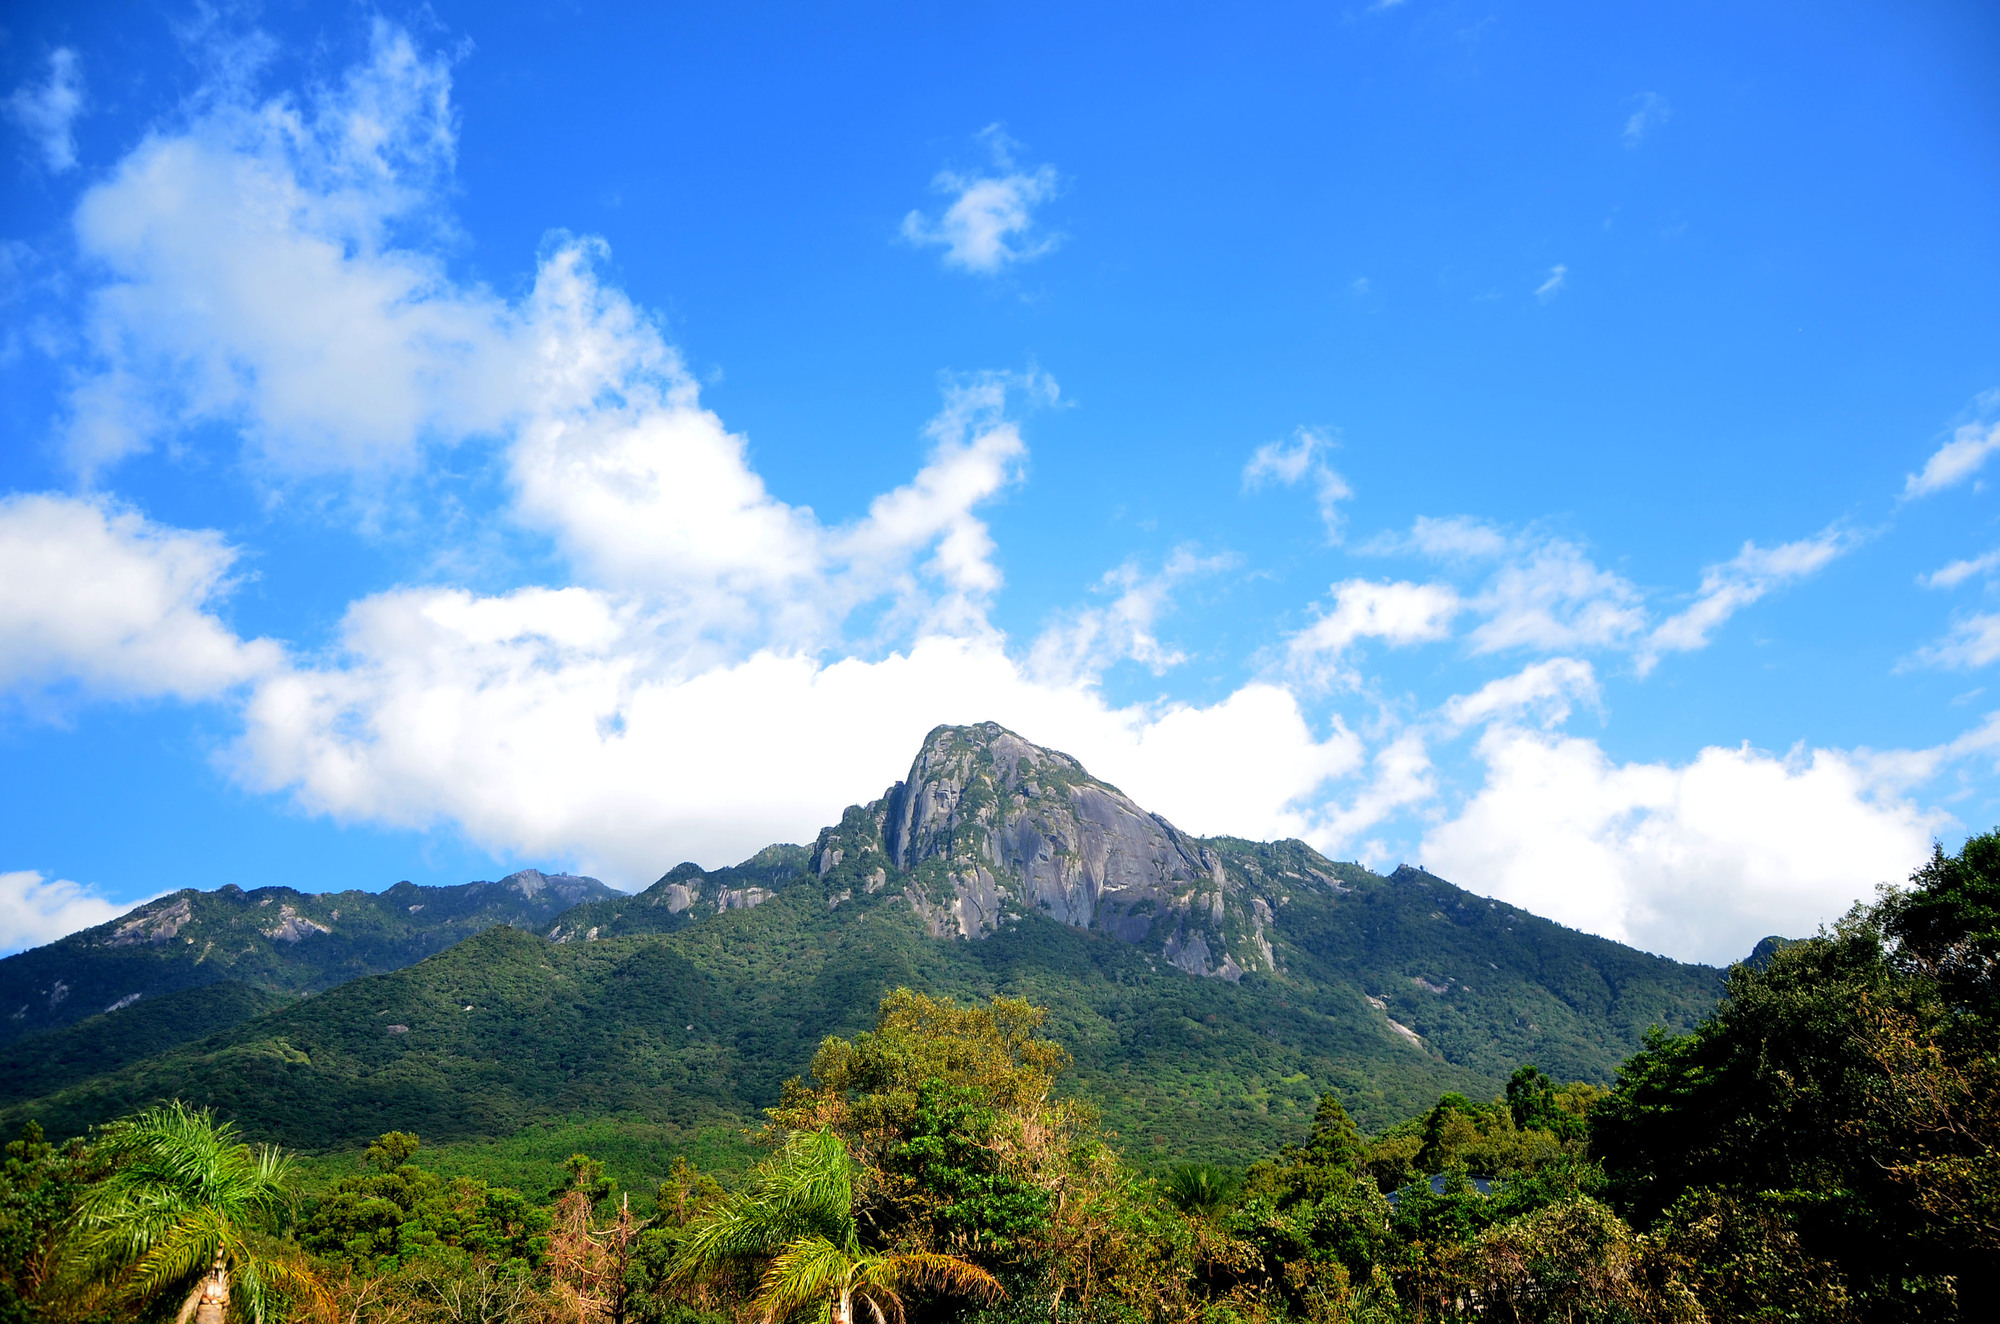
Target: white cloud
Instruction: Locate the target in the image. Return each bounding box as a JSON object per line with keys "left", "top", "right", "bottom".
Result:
{"left": 1904, "top": 417, "right": 2000, "bottom": 499}
{"left": 1639, "top": 528, "right": 1853, "bottom": 673}
{"left": 1922, "top": 550, "right": 2000, "bottom": 590}
{"left": 0, "top": 493, "right": 280, "bottom": 702}
{"left": 26, "top": 15, "right": 1982, "bottom": 980}
{"left": 1442, "top": 658, "right": 1600, "bottom": 731}
{"left": 1908, "top": 613, "right": 2000, "bottom": 671}
{"left": 1466, "top": 536, "right": 1645, "bottom": 654}
{"left": 1286, "top": 579, "right": 1461, "bottom": 684}
{"left": 900, "top": 126, "right": 1060, "bottom": 274}
{"left": 508, "top": 246, "right": 1039, "bottom": 650}
{"left": 1369, "top": 515, "right": 1513, "bottom": 561}
{"left": 0, "top": 871, "right": 129, "bottom": 954}
{"left": 1535, "top": 265, "right": 1568, "bottom": 302}
{"left": 1242, "top": 428, "right": 1354, "bottom": 540}
{"left": 1377, "top": 518, "right": 1832, "bottom": 670}
{"left": 1622, "top": 93, "right": 1671, "bottom": 148}
{"left": 1423, "top": 727, "right": 1944, "bottom": 964}
{"left": 234, "top": 608, "right": 1363, "bottom": 885}
{"left": 6, "top": 48, "right": 84, "bottom": 173}
{"left": 1028, "top": 546, "right": 1235, "bottom": 684}
{"left": 1315, "top": 732, "right": 1435, "bottom": 847}
{"left": 63, "top": 21, "right": 516, "bottom": 477}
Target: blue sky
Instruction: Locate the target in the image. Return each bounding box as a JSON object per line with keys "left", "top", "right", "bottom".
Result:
{"left": 1, "top": 0, "right": 1996, "bottom": 964}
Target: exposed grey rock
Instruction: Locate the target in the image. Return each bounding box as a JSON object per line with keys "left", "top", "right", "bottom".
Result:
{"left": 830, "top": 722, "right": 1294, "bottom": 978}
{"left": 104, "top": 897, "right": 192, "bottom": 948}
{"left": 262, "top": 905, "right": 331, "bottom": 943}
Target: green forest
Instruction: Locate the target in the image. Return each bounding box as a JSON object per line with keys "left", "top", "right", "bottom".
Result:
{"left": 1, "top": 832, "right": 1994, "bottom": 1323}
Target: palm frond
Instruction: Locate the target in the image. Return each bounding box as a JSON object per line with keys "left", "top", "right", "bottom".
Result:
{"left": 753, "top": 1235, "right": 853, "bottom": 1324}
{"left": 879, "top": 1251, "right": 1005, "bottom": 1304}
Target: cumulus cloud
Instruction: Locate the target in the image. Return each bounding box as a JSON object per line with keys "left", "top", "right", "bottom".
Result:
{"left": 0, "top": 871, "right": 129, "bottom": 954}
{"left": 1639, "top": 528, "right": 1854, "bottom": 673}
{"left": 1423, "top": 727, "right": 1944, "bottom": 964}
{"left": 508, "top": 248, "right": 1041, "bottom": 651}
{"left": 1622, "top": 93, "right": 1671, "bottom": 148}
{"left": 0, "top": 493, "right": 280, "bottom": 702}
{"left": 233, "top": 611, "right": 1362, "bottom": 885}
{"left": 1904, "top": 416, "right": 2000, "bottom": 499}
{"left": 6, "top": 48, "right": 84, "bottom": 173}
{"left": 1243, "top": 428, "right": 1354, "bottom": 540}
{"left": 900, "top": 126, "right": 1061, "bottom": 274}
{"left": 63, "top": 21, "right": 514, "bottom": 477}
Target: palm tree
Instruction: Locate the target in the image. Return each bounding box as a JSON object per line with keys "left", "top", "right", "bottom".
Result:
{"left": 676, "top": 1129, "right": 1003, "bottom": 1324}
{"left": 62, "top": 1101, "right": 316, "bottom": 1323}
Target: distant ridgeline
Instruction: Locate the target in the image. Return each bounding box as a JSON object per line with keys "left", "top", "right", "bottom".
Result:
{"left": 0, "top": 723, "right": 1730, "bottom": 1167}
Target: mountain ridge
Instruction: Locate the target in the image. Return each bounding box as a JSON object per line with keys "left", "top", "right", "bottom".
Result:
{"left": 0, "top": 868, "right": 618, "bottom": 1050}
{"left": 1, "top": 722, "right": 1728, "bottom": 1169}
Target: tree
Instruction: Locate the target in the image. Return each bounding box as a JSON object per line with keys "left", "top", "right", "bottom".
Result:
{"left": 674, "top": 1129, "right": 1001, "bottom": 1324}
{"left": 0, "top": 1122, "right": 102, "bottom": 1324}
{"left": 297, "top": 1131, "right": 546, "bottom": 1271}
{"left": 1590, "top": 832, "right": 2000, "bottom": 1320}
{"left": 61, "top": 1101, "right": 316, "bottom": 1324}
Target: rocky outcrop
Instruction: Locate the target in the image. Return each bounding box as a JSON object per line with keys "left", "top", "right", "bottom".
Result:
{"left": 812, "top": 722, "right": 1305, "bottom": 979}
{"left": 261, "top": 905, "right": 331, "bottom": 943}
{"left": 499, "top": 869, "right": 610, "bottom": 905}
{"left": 103, "top": 897, "right": 192, "bottom": 947}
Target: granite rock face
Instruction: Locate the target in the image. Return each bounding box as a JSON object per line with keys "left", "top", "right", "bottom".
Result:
{"left": 812, "top": 722, "right": 1306, "bottom": 979}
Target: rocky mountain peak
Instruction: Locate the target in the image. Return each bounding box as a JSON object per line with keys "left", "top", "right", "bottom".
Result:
{"left": 497, "top": 869, "right": 612, "bottom": 904}
{"left": 814, "top": 722, "right": 1295, "bottom": 981}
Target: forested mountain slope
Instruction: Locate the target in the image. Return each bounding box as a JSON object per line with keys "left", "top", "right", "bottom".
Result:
{"left": 0, "top": 869, "right": 617, "bottom": 1056}
{"left": 3, "top": 724, "right": 1726, "bottom": 1168}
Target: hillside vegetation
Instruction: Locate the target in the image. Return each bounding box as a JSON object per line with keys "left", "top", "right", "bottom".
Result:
{"left": 0, "top": 828, "right": 1991, "bottom": 1321}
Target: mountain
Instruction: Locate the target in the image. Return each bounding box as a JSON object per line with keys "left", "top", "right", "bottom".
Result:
{"left": 0, "top": 724, "right": 1727, "bottom": 1170}
{"left": 0, "top": 869, "right": 618, "bottom": 1065}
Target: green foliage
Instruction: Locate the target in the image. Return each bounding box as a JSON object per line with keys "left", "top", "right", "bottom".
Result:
{"left": 4, "top": 847, "right": 1723, "bottom": 1182}
{"left": 62, "top": 1100, "right": 314, "bottom": 1324}
{"left": 0, "top": 875, "right": 620, "bottom": 1050}
{"left": 1883, "top": 829, "right": 2000, "bottom": 1013}
{"left": 1590, "top": 831, "right": 2000, "bottom": 1320}
{"left": 1162, "top": 1165, "right": 1239, "bottom": 1218}
{"left": 0, "top": 1122, "right": 102, "bottom": 1324}
{"left": 0, "top": 983, "right": 289, "bottom": 1112}
{"left": 885, "top": 1081, "right": 1049, "bottom": 1254}
{"left": 296, "top": 1131, "right": 548, "bottom": 1271}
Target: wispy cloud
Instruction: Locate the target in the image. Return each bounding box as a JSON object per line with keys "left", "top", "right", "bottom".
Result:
{"left": 901, "top": 126, "right": 1061, "bottom": 274}
{"left": 1907, "top": 614, "right": 2000, "bottom": 671}
{"left": 1639, "top": 528, "right": 1857, "bottom": 674}
{"left": 1922, "top": 550, "right": 2000, "bottom": 590}
{"left": 1441, "top": 657, "right": 1601, "bottom": 732}
{"left": 1622, "top": 92, "right": 1671, "bottom": 148}
{"left": 1535, "top": 265, "right": 1568, "bottom": 302}
{"left": 6, "top": 47, "right": 84, "bottom": 173}
{"left": 1242, "top": 427, "right": 1353, "bottom": 540}
{"left": 1904, "top": 414, "right": 2000, "bottom": 500}
{"left": 1029, "top": 546, "right": 1235, "bottom": 683}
